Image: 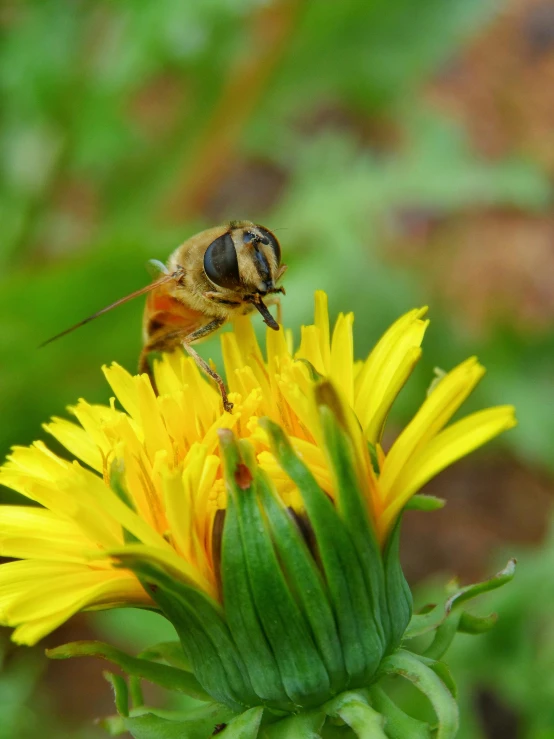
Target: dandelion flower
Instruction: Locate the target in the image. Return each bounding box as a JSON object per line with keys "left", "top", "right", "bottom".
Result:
{"left": 0, "top": 291, "right": 516, "bottom": 726}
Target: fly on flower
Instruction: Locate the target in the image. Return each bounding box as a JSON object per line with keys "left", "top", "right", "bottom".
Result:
{"left": 41, "top": 222, "right": 286, "bottom": 412}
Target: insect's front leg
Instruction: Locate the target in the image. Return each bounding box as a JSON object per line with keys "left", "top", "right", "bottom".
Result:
{"left": 202, "top": 291, "right": 242, "bottom": 307}
{"left": 263, "top": 295, "right": 283, "bottom": 325}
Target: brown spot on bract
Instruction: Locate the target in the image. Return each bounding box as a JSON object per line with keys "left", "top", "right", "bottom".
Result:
{"left": 213, "top": 723, "right": 227, "bottom": 735}
{"left": 234, "top": 463, "right": 252, "bottom": 490}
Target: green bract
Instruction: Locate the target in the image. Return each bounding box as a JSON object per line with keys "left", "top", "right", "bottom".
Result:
{"left": 47, "top": 385, "right": 516, "bottom": 738}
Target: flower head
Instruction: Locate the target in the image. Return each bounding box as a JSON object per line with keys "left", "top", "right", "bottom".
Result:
{"left": 0, "top": 292, "right": 515, "bottom": 691}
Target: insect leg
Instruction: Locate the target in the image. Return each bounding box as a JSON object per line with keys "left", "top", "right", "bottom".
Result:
{"left": 202, "top": 291, "right": 242, "bottom": 306}
{"left": 140, "top": 318, "right": 233, "bottom": 412}
{"left": 262, "top": 295, "right": 282, "bottom": 325}
{"left": 182, "top": 343, "right": 233, "bottom": 412}
{"left": 182, "top": 319, "right": 232, "bottom": 412}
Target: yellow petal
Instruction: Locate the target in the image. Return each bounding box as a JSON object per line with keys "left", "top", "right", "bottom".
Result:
{"left": 297, "top": 325, "right": 326, "bottom": 376}
{"left": 355, "top": 308, "right": 428, "bottom": 443}
{"left": 136, "top": 374, "right": 173, "bottom": 462}
{"left": 379, "top": 357, "right": 485, "bottom": 500}
{"left": 105, "top": 543, "right": 217, "bottom": 599}
{"left": 362, "top": 346, "right": 422, "bottom": 444}
{"left": 43, "top": 416, "right": 103, "bottom": 472}
{"left": 0, "top": 506, "right": 94, "bottom": 562}
{"left": 380, "top": 406, "right": 517, "bottom": 533}
{"left": 266, "top": 321, "right": 291, "bottom": 377}
{"left": 3, "top": 441, "right": 70, "bottom": 482}
{"left": 0, "top": 561, "right": 147, "bottom": 645}
{"left": 330, "top": 313, "right": 354, "bottom": 407}
{"left": 1, "top": 448, "right": 123, "bottom": 547}
{"left": 233, "top": 313, "right": 264, "bottom": 368}
{"left": 314, "top": 290, "right": 331, "bottom": 372}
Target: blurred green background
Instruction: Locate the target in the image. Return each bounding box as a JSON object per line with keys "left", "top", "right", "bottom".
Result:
{"left": 1, "top": 0, "right": 554, "bottom": 736}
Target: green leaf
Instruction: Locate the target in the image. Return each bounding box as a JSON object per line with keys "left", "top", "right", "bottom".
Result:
{"left": 46, "top": 641, "right": 210, "bottom": 702}
{"left": 263, "top": 709, "right": 326, "bottom": 738}
{"left": 221, "top": 479, "right": 290, "bottom": 707}
{"left": 370, "top": 686, "right": 431, "bottom": 739}
{"left": 382, "top": 519, "right": 413, "bottom": 651}
{"left": 256, "top": 466, "right": 347, "bottom": 694}
{"left": 219, "top": 430, "right": 330, "bottom": 707}
{"left": 116, "top": 557, "right": 255, "bottom": 710}
{"left": 260, "top": 418, "right": 383, "bottom": 686}
{"left": 325, "top": 691, "right": 387, "bottom": 739}
{"left": 104, "top": 671, "right": 129, "bottom": 717}
{"left": 219, "top": 706, "right": 264, "bottom": 738}
{"left": 379, "top": 650, "right": 458, "bottom": 739}
{"left": 316, "top": 396, "right": 387, "bottom": 649}
{"left": 404, "top": 495, "right": 445, "bottom": 511}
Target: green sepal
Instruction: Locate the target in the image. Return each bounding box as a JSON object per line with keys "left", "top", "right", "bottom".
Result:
{"left": 404, "top": 495, "right": 445, "bottom": 512}
{"left": 423, "top": 612, "right": 462, "bottom": 661}
{"left": 379, "top": 649, "right": 459, "bottom": 739}
{"left": 219, "top": 430, "right": 331, "bottom": 707}
{"left": 220, "top": 475, "right": 290, "bottom": 707}
{"left": 46, "top": 641, "right": 209, "bottom": 702}
{"left": 366, "top": 442, "right": 380, "bottom": 475}
{"left": 129, "top": 674, "right": 145, "bottom": 711}
{"left": 123, "top": 703, "right": 234, "bottom": 739}
{"left": 316, "top": 391, "right": 387, "bottom": 649}
{"left": 125, "top": 713, "right": 190, "bottom": 739}
{"left": 296, "top": 358, "right": 325, "bottom": 382}
{"left": 445, "top": 558, "right": 516, "bottom": 610}
{"left": 382, "top": 518, "right": 412, "bottom": 651}
{"left": 138, "top": 641, "right": 191, "bottom": 671}
{"left": 263, "top": 709, "right": 325, "bottom": 738}
{"left": 405, "top": 559, "right": 515, "bottom": 642}
{"left": 98, "top": 714, "right": 127, "bottom": 736}
{"left": 369, "top": 686, "right": 431, "bottom": 739}
{"left": 115, "top": 556, "right": 255, "bottom": 710}
{"left": 218, "top": 706, "right": 264, "bottom": 738}
{"left": 255, "top": 466, "right": 347, "bottom": 694}
{"left": 325, "top": 690, "right": 387, "bottom": 739}
{"left": 457, "top": 611, "right": 498, "bottom": 634}
{"left": 260, "top": 418, "right": 383, "bottom": 686}
{"left": 404, "top": 605, "right": 442, "bottom": 639}
{"left": 104, "top": 671, "right": 130, "bottom": 717}
{"left": 413, "top": 654, "right": 458, "bottom": 698}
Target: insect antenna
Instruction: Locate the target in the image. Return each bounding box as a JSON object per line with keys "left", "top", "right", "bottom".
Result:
{"left": 39, "top": 273, "right": 177, "bottom": 348}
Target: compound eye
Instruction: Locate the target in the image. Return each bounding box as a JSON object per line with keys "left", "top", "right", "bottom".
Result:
{"left": 203, "top": 232, "right": 241, "bottom": 289}
{"left": 257, "top": 227, "right": 281, "bottom": 265}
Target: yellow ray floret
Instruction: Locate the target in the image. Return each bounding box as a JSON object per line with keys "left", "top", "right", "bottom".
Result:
{"left": 0, "top": 291, "right": 516, "bottom": 643}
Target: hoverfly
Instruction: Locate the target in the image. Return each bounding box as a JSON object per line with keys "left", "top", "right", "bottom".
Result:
{"left": 42, "top": 221, "right": 286, "bottom": 412}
